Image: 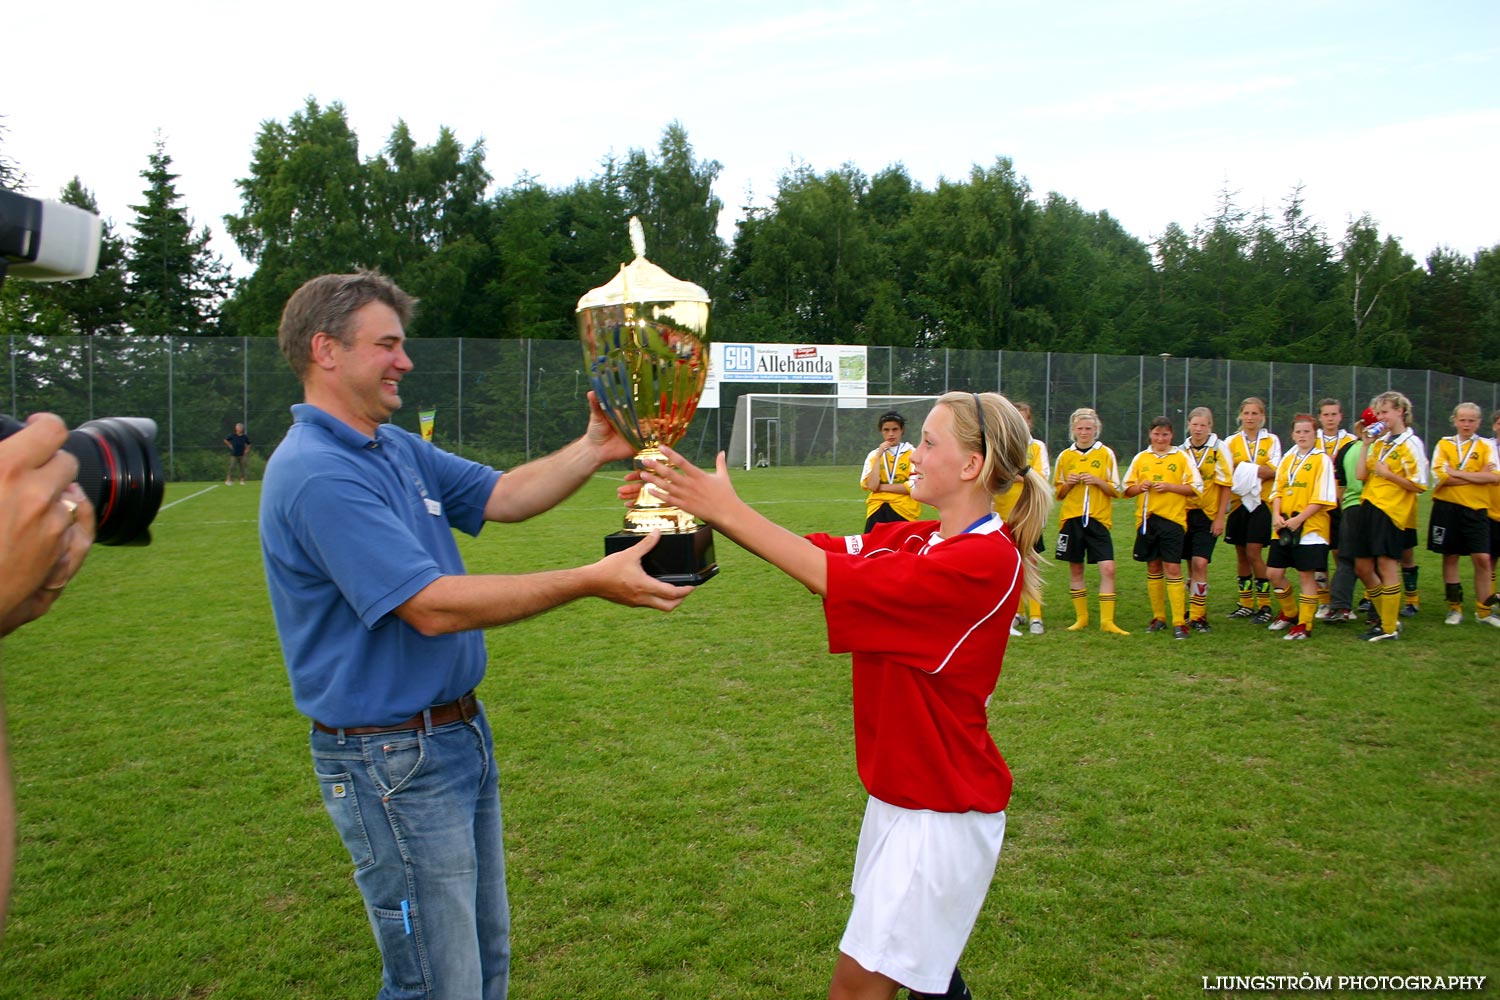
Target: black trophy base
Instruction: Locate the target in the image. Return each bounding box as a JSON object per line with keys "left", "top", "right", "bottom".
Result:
{"left": 606, "top": 525, "right": 719, "bottom": 586}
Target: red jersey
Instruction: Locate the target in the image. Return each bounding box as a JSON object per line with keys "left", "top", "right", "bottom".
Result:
{"left": 808, "top": 515, "right": 1020, "bottom": 814}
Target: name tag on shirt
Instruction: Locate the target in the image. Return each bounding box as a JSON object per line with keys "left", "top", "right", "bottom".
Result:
{"left": 425, "top": 498, "right": 443, "bottom": 517}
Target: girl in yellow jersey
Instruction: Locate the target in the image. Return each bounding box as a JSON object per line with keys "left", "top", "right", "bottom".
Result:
{"left": 994, "top": 402, "right": 1051, "bottom": 634}
{"left": 1353, "top": 392, "right": 1428, "bottom": 641}
{"left": 1181, "top": 407, "right": 1234, "bottom": 632}
{"left": 1224, "top": 397, "right": 1282, "bottom": 623}
{"left": 1427, "top": 402, "right": 1500, "bottom": 627}
{"left": 861, "top": 410, "right": 921, "bottom": 532}
{"left": 1122, "top": 416, "right": 1203, "bottom": 638}
{"left": 1266, "top": 415, "right": 1338, "bottom": 640}
{"left": 1054, "top": 408, "right": 1127, "bottom": 634}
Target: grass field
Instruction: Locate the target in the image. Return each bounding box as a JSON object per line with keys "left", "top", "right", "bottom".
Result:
{"left": 0, "top": 467, "right": 1495, "bottom": 999}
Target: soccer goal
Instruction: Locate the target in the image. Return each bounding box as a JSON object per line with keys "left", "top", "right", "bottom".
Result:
{"left": 726, "top": 393, "right": 941, "bottom": 470}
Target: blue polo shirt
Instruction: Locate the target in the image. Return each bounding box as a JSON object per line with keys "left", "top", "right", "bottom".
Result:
{"left": 260, "top": 404, "right": 502, "bottom": 728}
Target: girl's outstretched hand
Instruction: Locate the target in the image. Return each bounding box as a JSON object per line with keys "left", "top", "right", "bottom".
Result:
{"left": 639, "top": 447, "right": 739, "bottom": 524}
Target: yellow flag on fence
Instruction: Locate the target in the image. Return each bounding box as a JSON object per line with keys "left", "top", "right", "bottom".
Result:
{"left": 419, "top": 407, "right": 436, "bottom": 442}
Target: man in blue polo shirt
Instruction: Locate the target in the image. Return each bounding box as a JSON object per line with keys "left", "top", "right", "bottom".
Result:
{"left": 260, "top": 271, "right": 692, "bottom": 1000}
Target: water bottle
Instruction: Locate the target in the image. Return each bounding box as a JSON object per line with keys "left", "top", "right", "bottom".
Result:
{"left": 1361, "top": 407, "right": 1387, "bottom": 437}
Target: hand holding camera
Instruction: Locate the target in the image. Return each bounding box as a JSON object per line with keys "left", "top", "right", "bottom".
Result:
{"left": 0, "top": 415, "right": 97, "bottom": 635}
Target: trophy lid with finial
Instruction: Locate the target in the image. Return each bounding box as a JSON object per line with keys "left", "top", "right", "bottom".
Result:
{"left": 576, "top": 217, "right": 710, "bottom": 311}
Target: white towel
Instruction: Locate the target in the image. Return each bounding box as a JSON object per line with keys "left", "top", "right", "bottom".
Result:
{"left": 1231, "top": 462, "right": 1262, "bottom": 513}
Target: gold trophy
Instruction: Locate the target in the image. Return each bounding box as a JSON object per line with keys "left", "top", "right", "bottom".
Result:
{"left": 577, "top": 218, "right": 718, "bottom": 585}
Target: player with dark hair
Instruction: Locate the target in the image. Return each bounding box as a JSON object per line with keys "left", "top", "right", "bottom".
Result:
{"left": 861, "top": 410, "right": 920, "bottom": 532}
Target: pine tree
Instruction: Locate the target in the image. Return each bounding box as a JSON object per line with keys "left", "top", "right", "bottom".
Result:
{"left": 125, "top": 136, "right": 231, "bottom": 336}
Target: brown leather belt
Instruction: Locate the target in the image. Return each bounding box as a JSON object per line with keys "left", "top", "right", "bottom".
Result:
{"left": 313, "top": 690, "right": 479, "bottom": 736}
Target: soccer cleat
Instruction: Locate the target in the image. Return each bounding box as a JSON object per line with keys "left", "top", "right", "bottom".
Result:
{"left": 1314, "top": 604, "right": 1331, "bottom": 620}
{"left": 1029, "top": 619, "right": 1045, "bottom": 635}
{"left": 1323, "top": 609, "right": 1352, "bottom": 624}
{"left": 1010, "top": 624, "right": 1022, "bottom": 637}
{"left": 1357, "top": 598, "right": 1374, "bottom": 613}
{"left": 1480, "top": 613, "right": 1500, "bottom": 628}
{"left": 1283, "top": 624, "right": 1309, "bottom": 641}
{"left": 1399, "top": 603, "right": 1419, "bottom": 617}
{"left": 1444, "top": 610, "right": 1464, "bottom": 625}
{"left": 1365, "top": 625, "right": 1399, "bottom": 642}
{"left": 1146, "top": 618, "right": 1167, "bottom": 634}
{"left": 1190, "top": 617, "right": 1212, "bottom": 633}
{"left": 1251, "top": 606, "right": 1275, "bottom": 624}
{"left": 1227, "top": 606, "right": 1255, "bottom": 619}
{"left": 225, "top": 479, "right": 233, "bottom": 486}
{"left": 1172, "top": 625, "right": 1190, "bottom": 640}
{"left": 1267, "top": 614, "right": 1295, "bottom": 631}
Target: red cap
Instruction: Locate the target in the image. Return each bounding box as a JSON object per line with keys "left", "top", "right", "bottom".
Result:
{"left": 1361, "top": 407, "right": 1377, "bottom": 423}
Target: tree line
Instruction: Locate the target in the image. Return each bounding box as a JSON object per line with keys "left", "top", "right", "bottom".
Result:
{"left": 4, "top": 100, "right": 1499, "bottom": 383}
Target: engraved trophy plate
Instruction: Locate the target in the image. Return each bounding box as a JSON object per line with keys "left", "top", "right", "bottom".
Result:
{"left": 577, "top": 218, "right": 718, "bottom": 585}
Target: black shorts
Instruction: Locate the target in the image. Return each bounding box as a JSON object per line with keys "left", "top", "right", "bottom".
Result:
{"left": 1268, "top": 539, "right": 1329, "bottom": 572}
{"left": 1056, "top": 517, "right": 1114, "bottom": 564}
{"left": 865, "top": 502, "right": 914, "bottom": 533}
{"left": 1348, "top": 502, "right": 1405, "bottom": 561}
{"left": 1401, "top": 527, "right": 1418, "bottom": 550}
{"left": 1132, "top": 515, "right": 1185, "bottom": 564}
{"left": 1491, "top": 517, "right": 1500, "bottom": 558}
{"left": 1337, "top": 503, "right": 1363, "bottom": 554}
{"left": 1184, "top": 509, "right": 1220, "bottom": 562}
{"left": 1427, "top": 499, "right": 1490, "bottom": 556}
{"left": 1224, "top": 503, "right": 1272, "bottom": 547}
{"left": 1328, "top": 504, "right": 1342, "bottom": 550}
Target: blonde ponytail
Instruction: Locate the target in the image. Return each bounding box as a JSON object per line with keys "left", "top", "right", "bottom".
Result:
{"left": 938, "top": 390, "right": 1055, "bottom": 608}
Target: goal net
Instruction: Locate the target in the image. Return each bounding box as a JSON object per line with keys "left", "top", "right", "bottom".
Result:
{"left": 726, "top": 394, "right": 942, "bottom": 470}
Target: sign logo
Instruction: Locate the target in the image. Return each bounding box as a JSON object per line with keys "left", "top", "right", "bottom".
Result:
{"left": 723, "top": 345, "right": 756, "bottom": 373}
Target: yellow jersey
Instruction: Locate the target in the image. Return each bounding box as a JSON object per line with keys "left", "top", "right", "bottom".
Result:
{"left": 861, "top": 442, "right": 921, "bottom": 521}
{"left": 1431, "top": 435, "right": 1500, "bottom": 512}
{"left": 1054, "top": 442, "right": 1120, "bottom": 529}
{"left": 1271, "top": 448, "right": 1337, "bottom": 542}
{"left": 1124, "top": 446, "right": 1203, "bottom": 530}
{"left": 1361, "top": 430, "right": 1428, "bottom": 528}
{"left": 1181, "top": 434, "right": 1234, "bottom": 520}
{"left": 1225, "top": 430, "right": 1282, "bottom": 509}
{"left": 1316, "top": 429, "right": 1357, "bottom": 457}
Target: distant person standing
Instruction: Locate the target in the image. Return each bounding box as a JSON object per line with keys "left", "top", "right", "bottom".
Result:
{"left": 861, "top": 410, "right": 920, "bottom": 532}
{"left": 224, "top": 423, "right": 251, "bottom": 485}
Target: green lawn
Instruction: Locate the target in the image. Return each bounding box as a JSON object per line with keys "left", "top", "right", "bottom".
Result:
{"left": 0, "top": 468, "right": 1494, "bottom": 999}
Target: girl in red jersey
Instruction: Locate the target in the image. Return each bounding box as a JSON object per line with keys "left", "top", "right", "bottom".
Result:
{"left": 641, "top": 391, "right": 1052, "bottom": 1000}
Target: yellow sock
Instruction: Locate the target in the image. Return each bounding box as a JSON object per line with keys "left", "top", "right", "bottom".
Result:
{"left": 1298, "top": 594, "right": 1317, "bottom": 630}
{"left": 1189, "top": 582, "right": 1207, "bottom": 622}
{"left": 1068, "top": 589, "right": 1089, "bottom": 630}
{"left": 1027, "top": 598, "right": 1043, "bottom": 622}
{"left": 1380, "top": 585, "right": 1401, "bottom": 634}
{"left": 1167, "top": 577, "right": 1187, "bottom": 626}
{"left": 1274, "top": 585, "right": 1296, "bottom": 618}
{"left": 1100, "top": 593, "right": 1130, "bottom": 634}
{"left": 1147, "top": 571, "right": 1166, "bottom": 621}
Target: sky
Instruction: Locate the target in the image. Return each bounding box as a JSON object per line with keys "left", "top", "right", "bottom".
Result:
{"left": 5, "top": 0, "right": 1498, "bottom": 279}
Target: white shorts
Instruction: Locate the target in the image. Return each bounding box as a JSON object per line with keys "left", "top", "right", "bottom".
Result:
{"left": 839, "top": 796, "right": 1006, "bottom": 994}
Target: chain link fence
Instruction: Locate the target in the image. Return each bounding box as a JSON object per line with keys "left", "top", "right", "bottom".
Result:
{"left": 5, "top": 335, "right": 1497, "bottom": 479}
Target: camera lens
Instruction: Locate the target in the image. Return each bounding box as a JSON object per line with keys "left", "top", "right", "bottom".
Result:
{"left": 0, "top": 414, "right": 164, "bottom": 546}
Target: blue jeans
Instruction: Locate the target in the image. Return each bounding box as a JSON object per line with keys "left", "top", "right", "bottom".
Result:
{"left": 311, "top": 704, "right": 509, "bottom": 1000}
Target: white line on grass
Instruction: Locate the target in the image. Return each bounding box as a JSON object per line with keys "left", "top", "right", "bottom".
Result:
{"left": 157, "top": 484, "right": 222, "bottom": 512}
